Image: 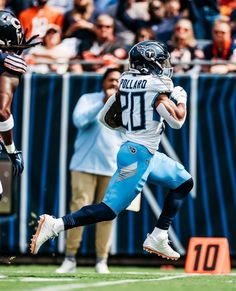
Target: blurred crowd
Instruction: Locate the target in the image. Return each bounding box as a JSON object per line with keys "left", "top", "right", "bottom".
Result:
{"left": 2, "top": 0, "right": 236, "bottom": 74}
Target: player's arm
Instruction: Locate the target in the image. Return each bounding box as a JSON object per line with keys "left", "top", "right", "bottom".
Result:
{"left": 0, "top": 53, "right": 27, "bottom": 76}
{"left": 0, "top": 72, "right": 24, "bottom": 176}
{"left": 98, "top": 92, "right": 125, "bottom": 132}
{"left": 155, "top": 86, "right": 187, "bottom": 129}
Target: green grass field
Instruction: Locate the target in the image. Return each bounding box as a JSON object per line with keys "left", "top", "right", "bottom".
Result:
{"left": 0, "top": 266, "right": 235, "bottom": 291}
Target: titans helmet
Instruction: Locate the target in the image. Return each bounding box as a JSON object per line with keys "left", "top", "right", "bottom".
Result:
{"left": 128, "top": 40, "right": 173, "bottom": 78}
{"left": 0, "top": 10, "right": 23, "bottom": 50}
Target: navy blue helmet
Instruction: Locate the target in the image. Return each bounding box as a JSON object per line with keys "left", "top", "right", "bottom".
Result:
{"left": 128, "top": 40, "right": 173, "bottom": 78}
{"left": 0, "top": 10, "right": 23, "bottom": 48}
{"left": 0, "top": 10, "right": 41, "bottom": 54}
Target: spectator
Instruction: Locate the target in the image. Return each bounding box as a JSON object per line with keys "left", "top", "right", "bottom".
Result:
{"left": 93, "top": 0, "right": 116, "bottom": 15}
{"left": 55, "top": 68, "right": 123, "bottom": 274}
{"left": 219, "top": 0, "right": 236, "bottom": 18}
{"left": 134, "top": 27, "right": 156, "bottom": 44}
{"left": 77, "top": 14, "right": 127, "bottom": 73}
{"left": 62, "top": 0, "right": 95, "bottom": 40}
{"left": 165, "top": 0, "right": 181, "bottom": 18}
{"left": 48, "top": 0, "right": 74, "bottom": 13}
{"left": 0, "top": 0, "right": 13, "bottom": 12}
{"left": 18, "top": 0, "right": 64, "bottom": 39}
{"left": 230, "top": 9, "right": 236, "bottom": 42}
{"left": 106, "top": 0, "right": 149, "bottom": 47}
{"left": 202, "top": 19, "right": 236, "bottom": 73}
{"left": 169, "top": 18, "right": 204, "bottom": 73}
{"left": 7, "top": 0, "right": 32, "bottom": 16}
{"left": 183, "top": 0, "right": 220, "bottom": 40}
{"left": 116, "top": 0, "right": 181, "bottom": 42}
{"left": 25, "top": 24, "right": 78, "bottom": 74}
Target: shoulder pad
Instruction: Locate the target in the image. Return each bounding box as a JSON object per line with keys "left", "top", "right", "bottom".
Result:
{"left": 3, "top": 54, "right": 27, "bottom": 75}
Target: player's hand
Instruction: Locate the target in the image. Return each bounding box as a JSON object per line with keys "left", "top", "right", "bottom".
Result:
{"left": 170, "top": 86, "right": 187, "bottom": 105}
{"left": 8, "top": 150, "right": 24, "bottom": 176}
{"left": 0, "top": 142, "right": 24, "bottom": 176}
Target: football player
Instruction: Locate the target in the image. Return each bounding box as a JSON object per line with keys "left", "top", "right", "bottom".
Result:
{"left": 30, "top": 41, "right": 193, "bottom": 260}
{"left": 0, "top": 10, "right": 40, "bottom": 200}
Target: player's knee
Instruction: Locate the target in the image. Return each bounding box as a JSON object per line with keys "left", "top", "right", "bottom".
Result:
{"left": 81, "top": 202, "right": 116, "bottom": 222}
{"left": 171, "top": 177, "right": 194, "bottom": 198}
{"left": 100, "top": 203, "right": 117, "bottom": 221}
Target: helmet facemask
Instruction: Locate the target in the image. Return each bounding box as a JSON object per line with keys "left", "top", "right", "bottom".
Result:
{"left": 152, "top": 57, "right": 173, "bottom": 78}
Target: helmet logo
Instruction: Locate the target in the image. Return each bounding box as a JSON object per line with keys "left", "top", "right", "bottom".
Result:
{"left": 0, "top": 12, "right": 22, "bottom": 45}
{"left": 11, "top": 18, "right": 21, "bottom": 31}
{"left": 137, "top": 44, "right": 157, "bottom": 61}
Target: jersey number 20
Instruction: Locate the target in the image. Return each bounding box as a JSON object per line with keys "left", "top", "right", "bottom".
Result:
{"left": 120, "top": 91, "right": 146, "bottom": 131}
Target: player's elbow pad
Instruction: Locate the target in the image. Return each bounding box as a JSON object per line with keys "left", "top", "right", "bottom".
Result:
{"left": 156, "top": 103, "right": 185, "bottom": 129}
{"left": 170, "top": 120, "right": 184, "bottom": 129}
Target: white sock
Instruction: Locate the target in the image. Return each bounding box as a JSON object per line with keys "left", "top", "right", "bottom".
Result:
{"left": 151, "top": 227, "right": 168, "bottom": 238}
{"left": 5, "top": 143, "right": 16, "bottom": 154}
{"left": 53, "top": 218, "right": 64, "bottom": 233}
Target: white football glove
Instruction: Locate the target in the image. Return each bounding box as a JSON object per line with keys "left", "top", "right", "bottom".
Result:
{"left": 170, "top": 86, "right": 187, "bottom": 105}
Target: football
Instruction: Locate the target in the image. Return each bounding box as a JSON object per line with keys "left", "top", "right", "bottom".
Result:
{"left": 155, "top": 97, "right": 178, "bottom": 118}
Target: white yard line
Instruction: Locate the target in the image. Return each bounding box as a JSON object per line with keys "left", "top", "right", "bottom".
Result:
{"left": 0, "top": 274, "right": 6, "bottom": 279}
{"left": 21, "top": 278, "right": 77, "bottom": 282}
{"left": 1, "top": 272, "right": 235, "bottom": 285}
{"left": 12, "top": 270, "right": 182, "bottom": 275}
{"left": 32, "top": 274, "right": 202, "bottom": 291}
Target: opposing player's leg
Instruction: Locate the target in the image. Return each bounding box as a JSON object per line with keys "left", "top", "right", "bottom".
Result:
{"left": 143, "top": 152, "right": 193, "bottom": 260}
{"left": 30, "top": 142, "right": 154, "bottom": 254}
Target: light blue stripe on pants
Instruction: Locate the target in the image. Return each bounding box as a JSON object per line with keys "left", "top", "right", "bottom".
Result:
{"left": 103, "top": 141, "right": 154, "bottom": 215}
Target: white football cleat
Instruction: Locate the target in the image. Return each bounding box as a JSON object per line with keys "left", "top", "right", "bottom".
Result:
{"left": 95, "top": 262, "right": 110, "bottom": 274}
{"left": 55, "top": 258, "right": 76, "bottom": 274}
{"left": 30, "top": 214, "right": 58, "bottom": 255}
{"left": 143, "top": 233, "right": 180, "bottom": 260}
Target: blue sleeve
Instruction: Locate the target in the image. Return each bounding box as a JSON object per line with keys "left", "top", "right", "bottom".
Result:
{"left": 72, "top": 94, "right": 104, "bottom": 129}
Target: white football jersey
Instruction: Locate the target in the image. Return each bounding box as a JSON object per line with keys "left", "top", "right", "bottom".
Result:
{"left": 118, "top": 71, "right": 173, "bottom": 153}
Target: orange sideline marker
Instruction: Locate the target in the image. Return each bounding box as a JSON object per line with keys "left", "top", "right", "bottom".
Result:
{"left": 184, "top": 237, "right": 231, "bottom": 274}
